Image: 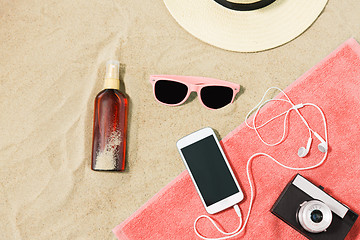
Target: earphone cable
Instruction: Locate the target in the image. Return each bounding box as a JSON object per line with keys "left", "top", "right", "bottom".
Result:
{"left": 245, "top": 87, "right": 314, "bottom": 145}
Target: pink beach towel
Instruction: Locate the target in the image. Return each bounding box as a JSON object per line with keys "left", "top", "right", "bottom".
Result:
{"left": 113, "top": 38, "right": 360, "bottom": 239}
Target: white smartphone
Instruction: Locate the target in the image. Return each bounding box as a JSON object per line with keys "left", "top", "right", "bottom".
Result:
{"left": 176, "top": 127, "right": 244, "bottom": 214}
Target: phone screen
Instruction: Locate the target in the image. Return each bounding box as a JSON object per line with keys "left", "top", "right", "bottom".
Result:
{"left": 180, "top": 135, "right": 239, "bottom": 206}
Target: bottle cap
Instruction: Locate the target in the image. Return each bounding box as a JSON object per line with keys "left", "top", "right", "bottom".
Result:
{"left": 104, "top": 60, "right": 120, "bottom": 89}
{"left": 105, "top": 60, "right": 120, "bottom": 80}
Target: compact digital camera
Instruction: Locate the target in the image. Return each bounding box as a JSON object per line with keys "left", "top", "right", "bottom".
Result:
{"left": 271, "top": 174, "right": 358, "bottom": 240}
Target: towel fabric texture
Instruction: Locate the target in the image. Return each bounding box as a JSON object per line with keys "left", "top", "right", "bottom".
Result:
{"left": 113, "top": 38, "right": 360, "bottom": 239}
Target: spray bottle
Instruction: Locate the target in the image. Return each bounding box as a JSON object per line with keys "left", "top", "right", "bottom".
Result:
{"left": 91, "top": 60, "right": 128, "bottom": 171}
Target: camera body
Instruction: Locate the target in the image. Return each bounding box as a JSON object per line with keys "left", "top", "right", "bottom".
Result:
{"left": 271, "top": 174, "right": 358, "bottom": 240}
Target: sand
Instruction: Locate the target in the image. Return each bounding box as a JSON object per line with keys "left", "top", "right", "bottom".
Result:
{"left": 94, "top": 130, "right": 122, "bottom": 170}
{"left": 1, "top": 0, "right": 360, "bottom": 239}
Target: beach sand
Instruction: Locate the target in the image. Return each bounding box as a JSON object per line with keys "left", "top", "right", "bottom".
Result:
{"left": 1, "top": 0, "right": 360, "bottom": 239}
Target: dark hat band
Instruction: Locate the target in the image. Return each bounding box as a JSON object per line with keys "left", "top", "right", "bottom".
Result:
{"left": 213, "top": 0, "right": 276, "bottom": 11}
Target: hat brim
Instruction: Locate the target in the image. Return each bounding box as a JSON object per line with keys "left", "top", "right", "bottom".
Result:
{"left": 164, "top": 0, "right": 328, "bottom": 52}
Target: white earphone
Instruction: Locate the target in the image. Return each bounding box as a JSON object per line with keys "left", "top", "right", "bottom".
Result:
{"left": 298, "top": 137, "right": 313, "bottom": 157}
{"left": 314, "top": 131, "right": 328, "bottom": 153}
{"left": 298, "top": 132, "right": 328, "bottom": 157}
{"left": 194, "top": 87, "right": 329, "bottom": 240}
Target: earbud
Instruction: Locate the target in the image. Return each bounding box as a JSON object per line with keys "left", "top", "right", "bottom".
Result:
{"left": 298, "top": 133, "right": 328, "bottom": 158}
{"left": 298, "top": 137, "right": 312, "bottom": 158}
{"left": 313, "top": 132, "right": 328, "bottom": 153}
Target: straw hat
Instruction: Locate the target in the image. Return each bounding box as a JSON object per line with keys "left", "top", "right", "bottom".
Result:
{"left": 163, "top": 0, "right": 328, "bottom": 52}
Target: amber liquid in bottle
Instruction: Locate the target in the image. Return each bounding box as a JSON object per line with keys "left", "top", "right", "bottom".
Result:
{"left": 91, "top": 60, "right": 128, "bottom": 171}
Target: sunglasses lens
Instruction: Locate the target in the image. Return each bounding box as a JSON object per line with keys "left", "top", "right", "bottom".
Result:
{"left": 154, "top": 80, "right": 188, "bottom": 105}
{"left": 200, "top": 86, "right": 233, "bottom": 109}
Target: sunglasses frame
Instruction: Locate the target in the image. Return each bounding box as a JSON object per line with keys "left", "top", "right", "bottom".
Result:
{"left": 149, "top": 75, "right": 240, "bottom": 110}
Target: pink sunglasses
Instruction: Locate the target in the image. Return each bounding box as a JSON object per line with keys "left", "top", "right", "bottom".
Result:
{"left": 149, "top": 75, "right": 240, "bottom": 110}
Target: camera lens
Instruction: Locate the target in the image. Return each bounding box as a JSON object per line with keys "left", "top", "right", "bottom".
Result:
{"left": 297, "top": 200, "right": 332, "bottom": 233}
{"left": 310, "top": 210, "right": 323, "bottom": 223}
